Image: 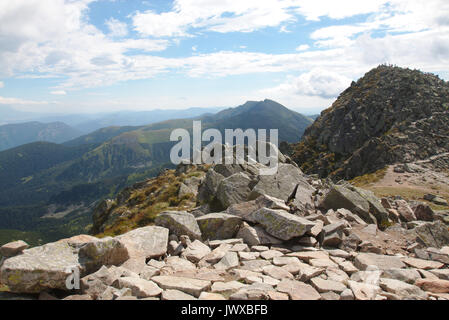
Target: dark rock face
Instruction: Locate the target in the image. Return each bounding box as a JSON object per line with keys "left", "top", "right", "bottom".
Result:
{"left": 291, "top": 65, "right": 449, "bottom": 180}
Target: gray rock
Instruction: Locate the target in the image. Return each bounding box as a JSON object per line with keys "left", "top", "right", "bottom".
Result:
{"left": 0, "top": 237, "right": 90, "bottom": 293}
{"left": 155, "top": 211, "right": 202, "bottom": 240}
{"left": 396, "top": 200, "right": 417, "bottom": 222}
{"left": 251, "top": 208, "right": 315, "bottom": 241}
{"left": 340, "top": 288, "right": 355, "bottom": 300}
{"left": 214, "top": 252, "right": 239, "bottom": 270}
{"left": 320, "top": 185, "right": 377, "bottom": 225}
{"left": 78, "top": 237, "right": 129, "bottom": 273}
{"left": 236, "top": 222, "right": 283, "bottom": 246}
{"left": 161, "top": 289, "right": 197, "bottom": 300}
{"left": 116, "top": 226, "right": 169, "bottom": 260}
{"left": 216, "top": 173, "right": 253, "bottom": 209}
{"left": 379, "top": 278, "right": 427, "bottom": 299}
{"left": 276, "top": 279, "right": 321, "bottom": 300}
{"left": 310, "top": 277, "right": 347, "bottom": 293}
{"left": 211, "top": 281, "right": 247, "bottom": 295}
{"left": 249, "top": 164, "right": 305, "bottom": 202}
{"left": 113, "top": 277, "right": 162, "bottom": 298}
{"left": 0, "top": 240, "right": 29, "bottom": 257}
{"left": 197, "top": 169, "right": 225, "bottom": 204}
{"left": 381, "top": 268, "right": 421, "bottom": 284}
{"left": 411, "top": 221, "right": 449, "bottom": 248}
{"left": 196, "top": 213, "right": 242, "bottom": 240}
{"left": 151, "top": 276, "right": 212, "bottom": 298}
{"left": 414, "top": 204, "right": 435, "bottom": 221}
{"left": 181, "top": 240, "right": 211, "bottom": 263}
{"left": 354, "top": 253, "right": 406, "bottom": 271}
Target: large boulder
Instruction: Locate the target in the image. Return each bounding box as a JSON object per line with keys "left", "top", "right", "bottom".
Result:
{"left": 352, "top": 187, "right": 389, "bottom": 224}
{"left": 395, "top": 200, "right": 417, "bottom": 222}
{"left": 216, "top": 173, "right": 253, "bottom": 209}
{"left": 78, "top": 237, "right": 129, "bottom": 274}
{"left": 291, "top": 178, "right": 316, "bottom": 211}
{"left": 197, "top": 169, "right": 225, "bottom": 204}
{"left": 115, "top": 226, "right": 169, "bottom": 260}
{"left": 250, "top": 208, "right": 315, "bottom": 241}
{"left": 226, "top": 195, "right": 289, "bottom": 223}
{"left": 413, "top": 204, "right": 435, "bottom": 222}
{"left": 320, "top": 185, "right": 377, "bottom": 225}
{"left": 237, "top": 222, "right": 283, "bottom": 246}
{"left": 249, "top": 164, "right": 305, "bottom": 202}
{"left": 354, "top": 253, "right": 406, "bottom": 271}
{"left": 155, "top": 211, "right": 202, "bottom": 240}
{"left": 0, "top": 240, "right": 29, "bottom": 258}
{"left": 411, "top": 221, "right": 449, "bottom": 248}
{"left": 196, "top": 213, "right": 242, "bottom": 240}
{"left": 0, "top": 238, "right": 89, "bottom": 293}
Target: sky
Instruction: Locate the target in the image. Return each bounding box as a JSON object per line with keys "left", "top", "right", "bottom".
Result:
{"left": 0, "top": 0, "right": 448, "bottom": 115}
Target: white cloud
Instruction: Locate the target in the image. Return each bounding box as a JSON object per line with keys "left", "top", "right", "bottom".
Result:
{"left": 0, "top": 0, "right": 448, "bottom": 111}
{"left": 105, "top": 18, "right": 128, "bottom": 37}
{"left": 0, "top": 0, "right": 169, "bottom": 88}
{"left": 296, "top": 44, "right": 310, "bottom": 51}
{"left": 262, "top": 69, "right": 352, "bottom": 99}
{"left": 0, "top": 81, "right": 4, "bottom": 88}
{"left": 0, "top": 95, "right": 48, "bottom": 105}
{"left": 132, "top": 0, "right": 296, "bottom": 37}
{"left": 50, "top": 90, "right": 67, "bottom": 95}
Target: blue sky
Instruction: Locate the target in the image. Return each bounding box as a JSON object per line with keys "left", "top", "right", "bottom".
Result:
{"left": 0, "top": 0, "right": 448, "bottom": 115}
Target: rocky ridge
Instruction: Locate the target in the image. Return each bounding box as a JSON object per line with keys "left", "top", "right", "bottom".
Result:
{"left": 1, "top": 146, "right": 449, "bottom": 300}
{"left": 291, "top": 65, "right": 449, "bottom": 180}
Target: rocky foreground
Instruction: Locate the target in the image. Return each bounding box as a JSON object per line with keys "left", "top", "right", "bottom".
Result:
{"left": 1, "top": 149, "right": 449, "bottom": 300}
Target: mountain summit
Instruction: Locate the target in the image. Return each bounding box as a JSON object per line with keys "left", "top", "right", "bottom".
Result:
{"left": 291, "top": 65, "right": 449, "bottom": 180}
{"left": 202, "top": 99, "right": 313, "bottom": 143}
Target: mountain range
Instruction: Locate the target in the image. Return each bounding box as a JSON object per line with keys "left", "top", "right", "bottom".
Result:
{"left": 0, "top": 100, "right": 312, "bottom": 245}
{"left": 0, "top": 122, "right": 83, "bottom": 152}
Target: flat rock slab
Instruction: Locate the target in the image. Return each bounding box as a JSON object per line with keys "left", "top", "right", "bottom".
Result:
{"left": 347, "top": 280, "right": 381, "bottom": 300}
{"left": 240, "top": 260, "right": 272, "bottom": 272}
{"left": 260, "top": 250, "right": 284, "bottom": 260}
{"left": 151, "top": 276, "right": 211, "bottom": 298}
{"left": 161, "top": 289, "right": 197, "bottom": 300}
{"left": 251, "top": 208, "right": 315, "bottom": 241}
{"left": 116, "top": 226, "right": 169, "bottom": 259}
{"left": 211, "top": 281, "right": 247, "bottom": 295}
{"left": 155, "top": 211, "right": 202, "bottom": 240}
{"left": 214, "top": 252, "right": 239, "bottom": 270}
{"left": 286, "top": 251, "right": 329, "bottom": 262}
{"left": 354, "top": 253, "right": 406, "bottom": 271}
{"left": 276, "top": 279, "right": 321, "bottom": 300}
{"left": 381, "top": 268, "right": 421, "bottom": 284}
{"left": 208, "top": 239, "right": 243, "bottom": 248}
{"left": 113, "top": 277, "right": 162, "bottom": 298}
{"left": 0, "top": 240, "right": 29, "bottom": 257}
{"left": 429, "top": 269, "right": 449, "bottom": 281}
{"left": 199, "top": 292, "right": 226, "bottom": 300}
{"left": 401, "top": 257, "right": 444, "bottom": 270}
{"left": 415, "top": 279, "right": 449, "bottom": 293}
{"left": 262, "top": 265, "right": 294, "bottom": 280}
{"left": 379, "top": 278, "right": 427, "bottom": 299}
{"left": 196, "top": 213, "right": 242, "bottom": 240}
{"left": 0, "top": 240, "right": 83, "bottom": 293}
{"left": 310, "top": 277, "right": 347, "bottom": 293}
{"left": 237, "top": 223, "right": 283, "bottom": 246}
{"left": 182, "top": 240, "right": 211, "bottom": 263}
